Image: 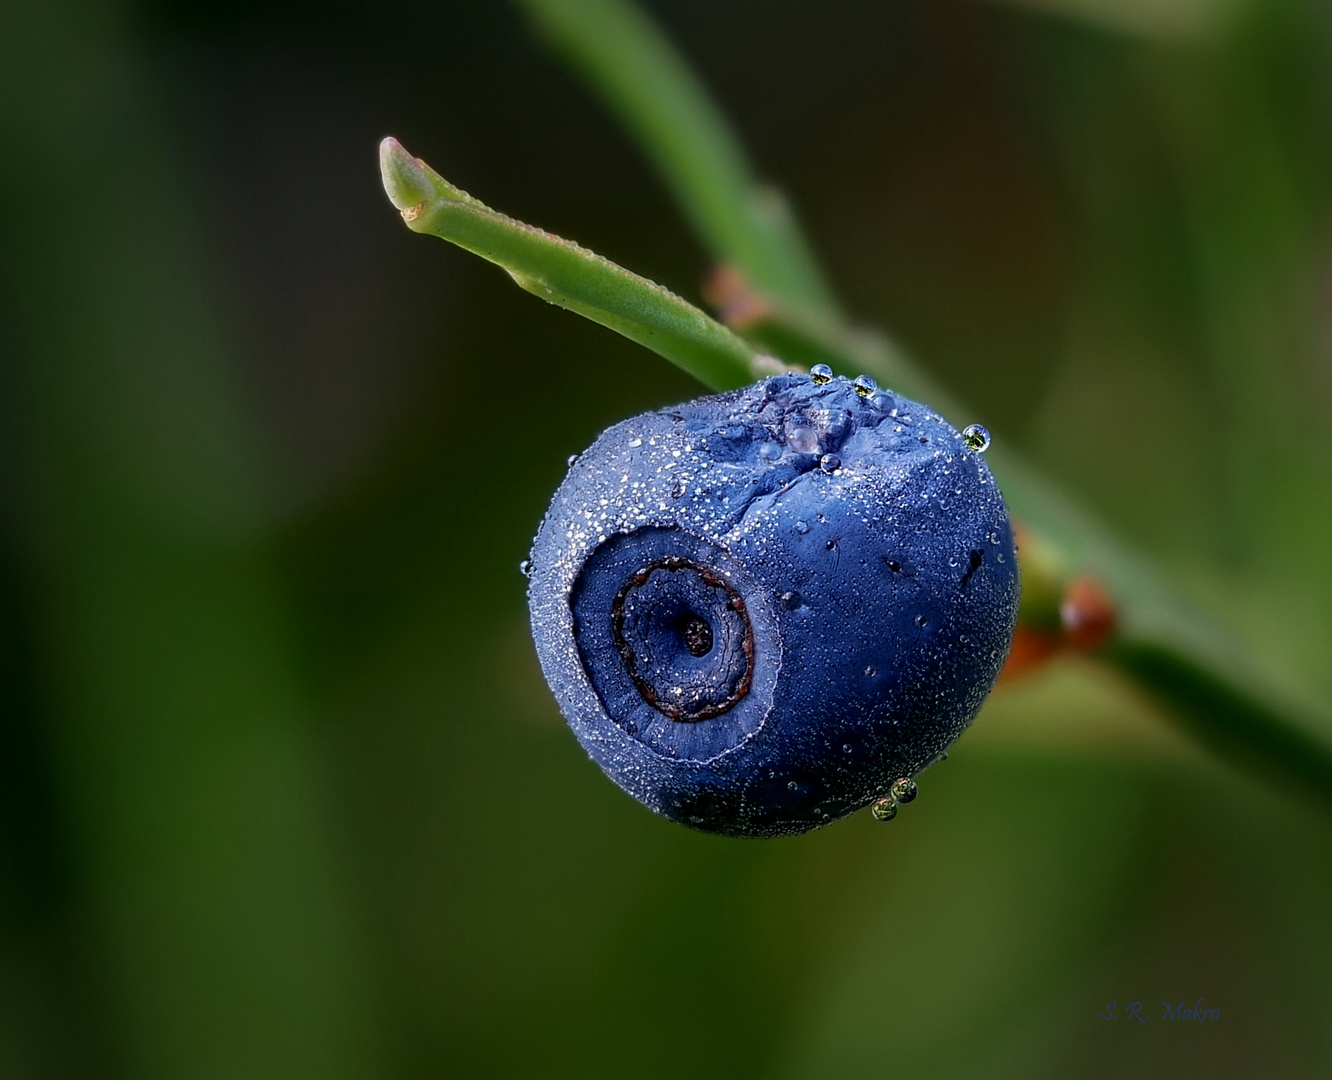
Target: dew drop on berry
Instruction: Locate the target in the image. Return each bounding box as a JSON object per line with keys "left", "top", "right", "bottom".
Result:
{"left": 810, "top": 363, "right": 833, "bottom": 385}
{"left": 853, "top": 374, "right": 877, "bottom": 398}
{"left": 962, "top": 424, "right": 991, "bottom": 453}
{"left": 788, "top": 426, "right": 820, "bottom": 454}
{"left": 820, "top": 453, "right": 841, "bottom": 472}
{"left": 871, "top": 798, "right": 898, "bottom": 822}
{"left": 891, "top": 777, "right": 918, "bottom": 804}
{"left": 519, "top": 559, "right": 533, "bottom": 578}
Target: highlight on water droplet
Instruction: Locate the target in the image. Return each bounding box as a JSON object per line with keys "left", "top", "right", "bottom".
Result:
{"left": 810, "top": 363, "right": 833, "bottom": 385}
{"left": 519, "top": 559, "right": 533, "bottom": 578}
{"left": 853, "top": 374, "right": 877, "bottom": 398}
{"left": 788, "top": 426, "right": 820, "bottom": 454}
{"left": 962, "top": 424, "right": 991, "bottom": 453}
{"left": 820, "top": 453, "right": 841, "bottom": 473}
{"left": 567, "top": 454, "right": 579, "bottom": 467}
{"left": 871, "top": 797, "right": 898, "bottom": 822}
{"left": 891, "top": 777, "right": 918, "bottom": 804}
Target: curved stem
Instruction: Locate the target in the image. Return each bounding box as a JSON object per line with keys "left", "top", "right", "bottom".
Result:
{"left": 380, "top": 137, "right": 767, "bottom": 391}
{"left": 516, "top": 0, "right": 840, "bottom": 319}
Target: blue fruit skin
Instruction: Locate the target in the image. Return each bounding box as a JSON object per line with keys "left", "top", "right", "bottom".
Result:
{"left": 527, "top": 374, "right": 1019, "bottom": 837}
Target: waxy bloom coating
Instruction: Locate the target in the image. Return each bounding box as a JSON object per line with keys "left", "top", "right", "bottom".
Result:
{"left": 527, "top": 373, "right": 1019, "bottom": 837}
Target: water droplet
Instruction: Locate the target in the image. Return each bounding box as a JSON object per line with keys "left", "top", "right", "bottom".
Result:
{"left": 891, "top": 778, "right": 918, "bottom": 804}
{"left": 567, "top": 454, "right": 578, "bottom": 467}
{"left": 864, "top": 665, "right": 876, "bottom": 677}
{"left": 794, "top": 520, "right": 810, "bottom": 534}
{"left": 914, "top": 614, "right": 928, "bottom": 628}
{"left": 853, "top": 374, "right": 877, "bottom": 398}
{"left": 843, "top": 743, "right": 853, "bottom": 754}
{"left": 962, "top": 424, "right": 991, "bottom": 453}
{"left": 780, "top": 591, "right": 802, "bottom": 610}
{"left": 871, "top": 798, "right": 898, "bottom": 822}
{"left": 518, "top": 559, "right": 532, "bottom": 577}
{"left": 810, "top": 363, "right": 833, "bottom": 385}
{"left": 820, "top": 453, "right": 841, "bottom": 473}
{"left": 788, "top": 426, "right": 820, "bottom": 454}
{"left": 629, "top": 437, "right": 642, "bottom": 447}
{"left": 787, "top": 780, "right": 799, "bottom": 792}
{"left": 757, "top": 441, "right": 783, "bottom": 462}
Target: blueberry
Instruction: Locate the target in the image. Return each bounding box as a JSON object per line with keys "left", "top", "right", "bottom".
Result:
{"left": 526, "top": 374, "right": 1019, "bottom": 837}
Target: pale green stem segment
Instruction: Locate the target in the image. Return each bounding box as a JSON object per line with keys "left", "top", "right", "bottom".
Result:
{"left": 380, "top": 137, "right": 768, "bottom": 391}
{"left": 515, "top": 0, "right": 841, "bottom": 319}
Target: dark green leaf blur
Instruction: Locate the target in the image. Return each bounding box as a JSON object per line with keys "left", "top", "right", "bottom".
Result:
{"left": 1, "top": 0, "right": 1329, "bottom": 1076}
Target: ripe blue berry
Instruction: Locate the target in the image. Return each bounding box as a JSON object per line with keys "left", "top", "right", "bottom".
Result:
{"left": 526, "top": 373, "right": 1019, "bottom": 837}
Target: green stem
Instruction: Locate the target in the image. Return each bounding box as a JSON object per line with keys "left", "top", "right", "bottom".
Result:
{"left": 380, "top": 137, "right": 767, "bottom": 391}
{"left": 515, "top": 0, "right": 840, "bottom": 318}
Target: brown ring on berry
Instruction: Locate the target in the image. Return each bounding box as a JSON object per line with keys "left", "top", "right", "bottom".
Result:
{"left": 609, "top": 556, "right": 755, "bottom": 722}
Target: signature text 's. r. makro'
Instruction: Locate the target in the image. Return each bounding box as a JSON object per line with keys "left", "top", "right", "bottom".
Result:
{"left": 1101, "top": 999, "right": 1220, "bottom": 1024}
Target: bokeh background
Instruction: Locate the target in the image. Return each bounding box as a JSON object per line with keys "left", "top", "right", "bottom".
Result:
{"left": 3, "top": 0, "right": 1332, "bottom": 1075}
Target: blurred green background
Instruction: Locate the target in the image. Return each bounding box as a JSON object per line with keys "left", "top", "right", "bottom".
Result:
{"left": 2, "top": 0, "right": 1331, "bottom": 1076}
